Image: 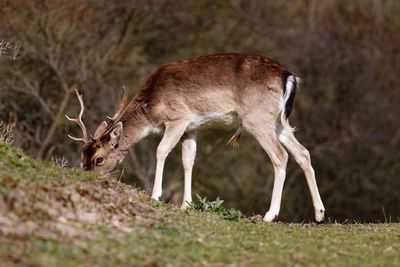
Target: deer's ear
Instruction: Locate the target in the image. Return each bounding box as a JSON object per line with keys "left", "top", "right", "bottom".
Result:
{"left": 109, "top": 122, "right": 123, "bottom": 149}
{"left": 93, "top": 121, "right": 108, "bottom": 140}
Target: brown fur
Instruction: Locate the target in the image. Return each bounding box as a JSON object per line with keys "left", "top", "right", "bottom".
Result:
{"left": 68, "top": 53, "right": 326, "bottom": 223}
{"left": 124, "top": 53, "right": 290, "bottom": 122}
{"left": 77, "top": 53, "right": 293, "bottom": 175}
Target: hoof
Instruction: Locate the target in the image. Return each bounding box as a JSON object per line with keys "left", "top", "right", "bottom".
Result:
{"left": 315, "top": 209, "right": 325, "bottom": 223}
{"left": 151, "top": 195, "right": 161, "bottom": 201}
{"left": 263, "top": 212, "right": 278, "bottom": 223}
{"left": 180, "top": 201, "right": 191, "bottom": 210}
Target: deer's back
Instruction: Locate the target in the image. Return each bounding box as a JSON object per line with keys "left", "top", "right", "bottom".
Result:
{"left": 133, "top": 53, "right": 292, "bottom": 124}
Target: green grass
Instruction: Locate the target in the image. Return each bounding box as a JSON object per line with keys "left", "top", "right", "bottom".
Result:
{"left": 0, "top": 144, "right": 399, "bottom": 266}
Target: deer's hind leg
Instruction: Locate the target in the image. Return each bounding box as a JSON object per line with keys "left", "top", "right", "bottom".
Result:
{"left": 243, "top": 118, "right": 289, "bottom": 222}
{"left": 180, "top": 132, "right": 197, "bottom": 209}
{"left": 277, "top": 128, "right": 325, "bottom": 222}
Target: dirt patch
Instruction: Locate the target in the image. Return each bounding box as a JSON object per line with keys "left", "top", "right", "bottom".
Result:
{"left": 0, "top": 173, "right": 160, "bottom": 242}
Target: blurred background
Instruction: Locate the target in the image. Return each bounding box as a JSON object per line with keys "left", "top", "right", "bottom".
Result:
{"left": 0, "top": 0, "right": 399, "bottom": 222}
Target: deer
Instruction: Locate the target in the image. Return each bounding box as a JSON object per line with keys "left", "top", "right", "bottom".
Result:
{"left": 66, "top": 53, "right": 325, "bottom": 222}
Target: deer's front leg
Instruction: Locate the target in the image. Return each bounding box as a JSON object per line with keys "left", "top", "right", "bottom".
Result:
{"left": 151, "top": 120, "right": 189, "bottom": 200}
{"left": 181, "top": 132, "right": 197, "bottom": 209}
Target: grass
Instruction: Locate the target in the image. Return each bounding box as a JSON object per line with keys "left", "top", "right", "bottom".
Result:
{"left": 0, "top": 143, "right": 399, "bottom": 266}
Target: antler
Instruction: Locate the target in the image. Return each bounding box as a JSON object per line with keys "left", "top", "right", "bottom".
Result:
{"left": 65, "top": 89, "right": 90, "bottom": 143}
{"left": 93, "top": 86, "right": 129, "bottom": 139}
{"left": 107, "top": 86, "right": 128, "bottom": 122}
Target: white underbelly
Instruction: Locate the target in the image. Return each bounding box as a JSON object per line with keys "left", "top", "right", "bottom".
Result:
{"left": 186, "top": 111, "right": 240, "bottom": 131}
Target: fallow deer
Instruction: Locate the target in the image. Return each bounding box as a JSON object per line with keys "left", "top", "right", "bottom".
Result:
{"left": 66, "top": 53, "right": 325, "bottom": 222}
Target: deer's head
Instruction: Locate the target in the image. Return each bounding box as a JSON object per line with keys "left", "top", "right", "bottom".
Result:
{"left": 66, "top": 88, "right": 128, "bottom": 175}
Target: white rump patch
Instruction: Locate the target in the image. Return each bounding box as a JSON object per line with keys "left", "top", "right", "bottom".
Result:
{"left": 284, "top": 75, "right": 296, "bottom": 103}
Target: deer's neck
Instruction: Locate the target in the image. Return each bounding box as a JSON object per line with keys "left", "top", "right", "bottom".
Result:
{"left": 118, "top": 106, "right": 153, "bottom": 152}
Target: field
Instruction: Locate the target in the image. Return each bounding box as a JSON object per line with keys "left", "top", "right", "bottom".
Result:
{"left": 0, "top": 144, "right": 399, "bottom": 267}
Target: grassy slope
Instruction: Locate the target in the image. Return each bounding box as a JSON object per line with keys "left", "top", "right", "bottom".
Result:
{"left": 0, "top": 144, "right": 399, "bottom": 267}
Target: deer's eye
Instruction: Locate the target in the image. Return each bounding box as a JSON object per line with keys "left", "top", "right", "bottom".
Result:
{"left": 95, "top": 156, "right": 104, "bottom": 166}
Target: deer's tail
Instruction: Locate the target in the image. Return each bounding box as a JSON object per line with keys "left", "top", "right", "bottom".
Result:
{"left": 279, "top": 74, "right": 300, "bottom": 134}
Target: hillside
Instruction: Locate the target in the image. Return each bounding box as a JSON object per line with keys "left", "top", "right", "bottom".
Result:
{"left": 0, "top": 144, "right": 399, "bottom": 266}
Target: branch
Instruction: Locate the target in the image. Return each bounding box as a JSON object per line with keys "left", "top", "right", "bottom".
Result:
{"left": 13, "top": 70, "right": 56, "bottom": 120}
{"left": 36, "top": 86, "right": 74, "bottom": 159}
{"left": 0, "top": 39, "right": 21, "bottom": 60}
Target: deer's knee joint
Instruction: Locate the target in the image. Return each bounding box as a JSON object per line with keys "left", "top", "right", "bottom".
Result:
{"left": 182, "top": 158, "right": 195, "bottom": 170}
{"left": 297, "top": 149, "right": 311, "bottom": 167}
{"left": 156, "top": 146, "right": 170, "bottom": 160}
{"left": 272, "top": 149, "right": 288, "bottom": 169}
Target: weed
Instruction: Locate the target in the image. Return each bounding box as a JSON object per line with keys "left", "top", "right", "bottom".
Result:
{"left": 51, "top": 156, "right": 68, "bottom": 167}
{"left": 189, "top": 194, "right": 242, "bottom": 221}
{"left": 189, "top": 194, "right": 225, "bottom": 212}
{"left": 221, "top": 208, "right": 243, "bottom": 221}
{"left": 0, "top": 121, "right": 15, "bottom": 145}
